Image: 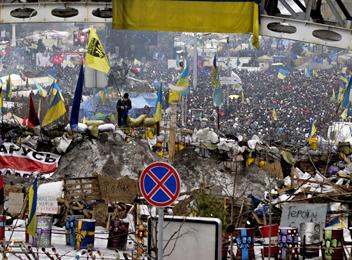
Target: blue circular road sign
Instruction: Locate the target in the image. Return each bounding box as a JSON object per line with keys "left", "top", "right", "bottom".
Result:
{"left": 139, "top": 162, "right": 181, "bottom": 207}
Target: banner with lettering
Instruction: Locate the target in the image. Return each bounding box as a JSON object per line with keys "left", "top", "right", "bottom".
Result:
{"left": 280, "top": 203, "right": 327, "bottom": 239}
{"left": 0, "top": 142, "right": 61, "bottom": 175}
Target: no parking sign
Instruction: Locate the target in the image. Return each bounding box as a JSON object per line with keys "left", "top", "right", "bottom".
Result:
{"left": 139, "top": 162, "right": 181, "bottom": 207}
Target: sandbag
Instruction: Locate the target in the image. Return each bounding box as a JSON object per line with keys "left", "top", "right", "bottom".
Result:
{"left": 128, "top": 115, "right": 147, "bottom": 127}
{"left": 64, "top": 123, "right": 88, "bottom": 133}
{"left": 86, "top": 120, "right": 104, "bottom": 127}
{"left": 98, "top": 123, "right": 115, "bottom": 132}
{"left": 88, "top": 125, "right": 99, "bottom": 138}
{"left": 143, "top": 117, "right": 157, "bottom": 127}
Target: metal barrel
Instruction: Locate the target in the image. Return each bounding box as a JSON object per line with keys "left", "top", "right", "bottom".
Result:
{"left": 107, "top": 220, "right": 129, "bottom": 250}
{"left": 32, "top": 216, "right": 52, "bottom": 248}
{"left": 75, "top": 219, "right": 96, "bottom": 250}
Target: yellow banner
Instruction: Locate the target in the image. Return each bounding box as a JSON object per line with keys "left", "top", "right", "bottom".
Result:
{"left": 86, "top": 27, "right": 110, "bottom": 74}
{"left": 113, "top": 0, "right": 259, "bottom": 48}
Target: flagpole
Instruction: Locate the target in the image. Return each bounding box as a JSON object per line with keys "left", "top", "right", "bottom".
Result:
{"left": 169, "top": 103, "right": 177, "bottom": 161}
{"left": 181, "top": 96, "right": 185, "bottom": 127}
{"left": 217, "top": 106, "right": 220, "bottom": 130}
{"left": 38, "top": 96, "right": 42, "bottom": 120}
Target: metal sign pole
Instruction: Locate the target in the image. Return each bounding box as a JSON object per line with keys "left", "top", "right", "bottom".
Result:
{"left": 157, "top": 208, "right": 164, "bottom": 260}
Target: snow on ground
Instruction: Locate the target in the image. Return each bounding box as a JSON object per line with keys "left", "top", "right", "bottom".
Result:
{"left": 5, "top": 220, "right": 137, "bottom": 260}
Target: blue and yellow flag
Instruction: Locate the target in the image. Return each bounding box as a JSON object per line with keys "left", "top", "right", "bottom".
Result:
{"left": 169, "top": 64, "right": 190, "bottom": 103}
{"left": 212, "top": 55, "right": 220, "bottom": 88}
{"left": 340, "top": 75, "right": 348, "bottom": 87}
{"left": 213, "top": 87, "right": 224, "bottom": 107}
{"left": 34, "top": 80, "right": 47, "bottom": 98}
{"left": 42, "top": 90, "right": 66, "bottom": 127}
{"left": 308, "top": 118, "right": 317, "bottom": 137}
{"left": 27, "top": 177, "right": 38, "bottom": 237}
{"left": 154, "top": 83, "right": 163, "bottom": 123}
{"left": 278, "top": 68, "right": 289, "bottom": 80}
{"left": 113, "top": 0, "right": 260, "bottom": 48}
{"left": 304, "top": 67, "right": 312, "bottom": 78}
{"left": 47, "top": 83, "right": 63, "bottom": 104}
{"left": 5, "top": 75, "right": 12, "bottom": 100}
{"left": 86, "top": 27, "right": 110, "bottom": 74}
{"left": 342, "top": 77, "right": 352, "bottom": 109}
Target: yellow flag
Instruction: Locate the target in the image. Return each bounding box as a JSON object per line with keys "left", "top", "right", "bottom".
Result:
{"left": 272, "top": 109, "right": 278, "bottom": 121}
{"left": 309, "top": 120, "right": 317, "bottom": 137}
{"left": 341, "top": 108, "right": 348, "bottom": 120}
{"left": 313, "top": 70, "right": 319, "bottom": 77}
{"left": 113, "top": 0, "right": 259, "bottom": 48}
{"left": 86, "top": 27, "right": 110, "bottom": 74}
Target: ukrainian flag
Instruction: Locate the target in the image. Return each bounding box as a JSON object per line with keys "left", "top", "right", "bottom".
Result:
{"left": 308, "top": 118, "right": 317, "bottom": 137}
{"left": 169, "top": 65, "right": 190, "bottom": 103}
{"left": 340, "top": 75, "right": 348, "bottom": 87}
{"left": 212, "top": 55, "right": 220, "bottom": 88}
{"left": 113, "top": 0, "right": 260, "bottom": 48}
{"left": 27, "top": 178, "right": 38, "bottom": 237}
{"left": 42, "top": 90, "right": 67, "bottom": 127}
{"left": 34, "top": 80, "right": 47, "bottom": 98}
{"left": 304, "top": 67, "right": 312, "bottom": 78}
{"left": 47, "top": 83, "right": 63, "bottom": 104}
{"left": 154, "top": 83, "right": 163, "bottom": 123}
{"left": 342, "top": 77, "right": 352, "bottom": 109}
{"left": 277, "top": 68, "right": 289, "bottom": 80}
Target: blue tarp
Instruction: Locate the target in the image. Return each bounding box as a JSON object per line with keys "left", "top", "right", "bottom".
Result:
{"left": 78, "top": 92, "right": 157, "bottom": 120}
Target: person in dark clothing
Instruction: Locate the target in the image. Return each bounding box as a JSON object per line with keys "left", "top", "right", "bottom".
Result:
{"left": 116, "top": 93, "right": 132, "bottom": 127}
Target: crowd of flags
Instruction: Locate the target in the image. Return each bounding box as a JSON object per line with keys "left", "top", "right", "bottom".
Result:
{"left": 0, "top": 26, "right": 110, "bottom": 130}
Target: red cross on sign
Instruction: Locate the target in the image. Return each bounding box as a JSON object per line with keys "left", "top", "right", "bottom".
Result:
{"left": 139, "top": 162, "right": 181, "bottom": 207}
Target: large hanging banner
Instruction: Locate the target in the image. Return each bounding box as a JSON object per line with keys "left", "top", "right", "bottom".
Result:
{"left": 0, "top": 143, "right": 61, "bottom": 175}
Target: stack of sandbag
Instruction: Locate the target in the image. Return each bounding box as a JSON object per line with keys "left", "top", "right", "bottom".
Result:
{"left": 86, "top": 120, "right": 104, "bottom": 137}
{"left": 127, "top": 115, "right": 147, "bottom": 127}
{"left": 143, "top": 117, "right": 157, "bottom": 127}
{"left": 64, "top": 123, "right": 88, "bottom": 133}
{"left": 98, "top": 123, "right": 115, "bottom": 132}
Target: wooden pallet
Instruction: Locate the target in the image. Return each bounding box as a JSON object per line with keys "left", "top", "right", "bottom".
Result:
{"left": 63, "top": 177, "right": 101, "bottom": 201}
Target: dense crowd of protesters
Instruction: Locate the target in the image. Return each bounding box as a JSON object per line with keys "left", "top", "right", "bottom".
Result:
{"left": 130, "top": 57, "right": 344, "bottom": 145}
{"left": 0, "top": 29, "right": 347, "bottom": 146}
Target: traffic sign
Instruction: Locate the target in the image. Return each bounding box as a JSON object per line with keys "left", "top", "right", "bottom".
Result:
{"left": 139, "top": 162, "right": 181, "bottom": 207}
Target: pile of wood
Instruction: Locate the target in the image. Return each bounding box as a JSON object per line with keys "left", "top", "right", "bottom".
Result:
{"left": 58, "top": 176, "right": 137, "bottom": 227}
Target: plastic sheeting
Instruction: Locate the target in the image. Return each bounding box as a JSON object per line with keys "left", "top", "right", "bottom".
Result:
{"left": 79, "top": 92, "right": 157, "bottom": 120}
